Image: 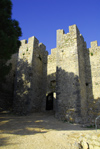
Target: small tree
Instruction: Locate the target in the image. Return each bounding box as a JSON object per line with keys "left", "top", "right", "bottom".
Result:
{"left": 0, "top": 0, "right": 22, "bottom": 80}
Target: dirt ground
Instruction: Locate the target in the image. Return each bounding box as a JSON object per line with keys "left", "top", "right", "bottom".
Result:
{"left": 0, "top": 111, "right": 99, "bottom": 149}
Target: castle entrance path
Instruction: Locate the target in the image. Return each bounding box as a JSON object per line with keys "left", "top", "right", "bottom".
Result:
{"left": 0, "top": 111, "right": 99, "bottom": 149}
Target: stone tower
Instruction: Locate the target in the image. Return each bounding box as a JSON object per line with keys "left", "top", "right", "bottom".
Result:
{"left": 12, "top": 24, "right": 100, "bottom": 124}
{"left": 55, "top": 25, "right": 87, "bottom": 123}
{"left": 47, "top": 24, "right": 100, "bottom": 123}
{"left": 13, "top": 36, "right": 48, "bottom": 115}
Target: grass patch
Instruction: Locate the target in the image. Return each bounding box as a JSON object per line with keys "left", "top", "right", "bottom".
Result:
{"left": 91, "top": 52, "right": 93, "bottom": 56}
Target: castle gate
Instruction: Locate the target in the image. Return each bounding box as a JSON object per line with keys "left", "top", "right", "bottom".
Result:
{"left": 46, "top": 92, "right": 53, "bottom": 110}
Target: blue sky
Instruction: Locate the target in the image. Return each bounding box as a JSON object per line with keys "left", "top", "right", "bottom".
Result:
{"left": 11, "top": 0, "right": 100, "bottom": 54}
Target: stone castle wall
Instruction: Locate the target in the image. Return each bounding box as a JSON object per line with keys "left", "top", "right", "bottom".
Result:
{"left": 47, "top": 48, "right": 57, "bottom": 111}
{"left": 55, "top": 25, "right": 86, "bottom": 122}
{"left": 1, "top": 24, "right": 100, "bottom": 125}
{"left": 89, "top": 41, "right": 100, "bottom": 99}
{"left": 47, "top": 48, "right": 57, "bottom": 93}
{"left": 47, "top": 24, "right": 100, "bottom": 124}
{"left": 0, "top": 53, "right": 18, "bottom": 111}
{"left": 13, "top": 36, "right": 48, "bottom": 115}
{"left": 87, "top": 41, "right": 100, "bottom": 122}
{"left": 77, "top": 32, "right": 88, "bottom": 122}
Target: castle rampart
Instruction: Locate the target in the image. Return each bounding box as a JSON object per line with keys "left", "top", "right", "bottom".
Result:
{"left": 13, "top": 36, "right": 48, "bottom": 114}
{"left": 47, "top": 24, "right": 100, "bottom": 123}
{"left": 89, "top": 40, "right": 100, "bottom": 99}
{"left": 47, "top": 48, "right": 57, "bottom": 92}
{"left": 1, "top": 24, "right": 99, "bottom": 125}
{"left": 56, "top": 25, "right": 84, "bottom": 122}
{"left": 86, "top": 41, "right": 100, "bottom": 121}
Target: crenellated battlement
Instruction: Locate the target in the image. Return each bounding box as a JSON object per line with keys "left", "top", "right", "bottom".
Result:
{"left": 89, "top": 40, "right": 100, "bottom": 55}
{"left": 39, "top": 43, "right": 46, "bottom": 53}
{"left": 18, "top": 36, "right": 47, "bottom": 65}
{"left": 90, "top": 40, "right": 98, "bottom": 48}
{"left": 69, "top": 24, "right": 80, "bottom": 36}
{"left": 11, "top": 24, "right": 100, "bottom": 124}
{"left": 20, "top": 36, "right": 47, "bottom": 52}
{"left": 20, "top": 36, "right": 39, "bottom": 49}
{"left": 56, "top": 24, "right": 83, "bottom": 48}
{"left": 20, "top": 39, "right": 27, "bottom": 46}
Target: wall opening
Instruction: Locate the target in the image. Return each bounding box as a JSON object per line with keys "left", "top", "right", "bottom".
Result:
{"left": 46, "top": 92, "right": 53, "bottom": 110}
{"left": 86, "top": 83, "right": 88, "bottom": 86}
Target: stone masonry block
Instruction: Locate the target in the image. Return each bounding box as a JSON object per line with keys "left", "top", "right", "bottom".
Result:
{"left": 20, "top": 39, "right": 27, "bottom": 46}
{"left": 69, "top": 24, "right": 80, "bottom": 37}
{"left": 28, "top": 36, "right": 39, "bottom": 48}
{"left": 91, "top": 41, "right": 98, "bottom": 48}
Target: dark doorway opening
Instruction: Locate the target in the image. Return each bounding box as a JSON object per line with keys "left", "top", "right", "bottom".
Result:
{"left": 46, "top": 92, "right": 53, "bottom": 110}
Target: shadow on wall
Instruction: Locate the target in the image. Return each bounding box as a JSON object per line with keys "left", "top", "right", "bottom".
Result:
{"left": 88, "top": 97, "right": 100, "bottom": 124}
{"left": 47, "top": 68, "right": 82, "bottom": 123}
{"left": 46, "top": 72, "right": 56, "bottom": 112}
{"left": 55, "top": 46, "right": 100, "bottom": 123}
{"left": 47, "top": 72, "right": 56, "bottom": 94}
{"left": 0, "top": 46, "right": 100, "bottom": 124}
{"left": 83, "top": 48, "right": 100, "bottom": 123}
{"left": 13, "top": 43, "right": 47, "bottom": 115}
{"left": 56, "top": 67, "right": 82, "bottom": 122}
{"left": 0, "top": 54, "right": 18, "bottom": 112}
{"left": 13, "top": 59, "right": 33, "bottom": 115}
{"left": 46, "top": 56, "right": 99, "bottom": 123}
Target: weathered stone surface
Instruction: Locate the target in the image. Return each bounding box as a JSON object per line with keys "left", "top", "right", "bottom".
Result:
{"left": 13, "top": 36, "right": 48, "bottom": 114}
{"left": 0, "top": 53, "right": 18, "bottom": 111}
{"left": 1, "top": 24, "right": 100, "bottom": 125}
{"left": 47, "top": 24, "right": 100, "bottom": 124}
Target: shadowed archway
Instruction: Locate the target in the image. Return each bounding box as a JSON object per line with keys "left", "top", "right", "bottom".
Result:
{"left": 46, "top": 92, "right": 53, "bottom": 110}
